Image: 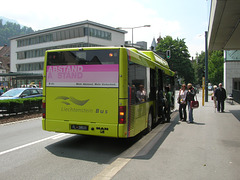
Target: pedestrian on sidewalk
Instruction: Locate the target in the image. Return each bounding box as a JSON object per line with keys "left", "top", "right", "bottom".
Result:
{"left": 178, "top": 84, "right": 187, "bottom": 121}
{"left": 0, "top": 87, "right": 4, "bottom": 95}
{"left": 186, "top": 83, "right": 196, "bottom": 123}
{"left": 214, "top": 83, "right": 226, "bottom": 112}
{"left": 212, "top": 85, "right": 217, "bottom": 109}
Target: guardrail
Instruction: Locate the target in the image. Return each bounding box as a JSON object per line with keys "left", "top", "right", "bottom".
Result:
{"left": 232, "top": 90, "right": 240, "bottom": 104}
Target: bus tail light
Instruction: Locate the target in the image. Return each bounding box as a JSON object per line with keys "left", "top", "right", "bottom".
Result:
{"left": 42, "top": 102, "right": 46, "bottom": 118}
{"left": 119, "top": 106, "right": 126, "bottom": 124}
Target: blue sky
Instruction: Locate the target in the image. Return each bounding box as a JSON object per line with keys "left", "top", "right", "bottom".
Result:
{"left": 1, "top": 0, "right": 211, "bottom": 57}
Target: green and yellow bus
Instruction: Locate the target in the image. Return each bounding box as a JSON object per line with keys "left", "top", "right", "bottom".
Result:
{"left": 42, "top": 47, "right": 175, "bottom": 138}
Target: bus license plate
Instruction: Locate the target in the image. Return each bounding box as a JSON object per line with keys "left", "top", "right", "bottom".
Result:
{"left": 71, "top": 125, "right": 88, "bottom": 131}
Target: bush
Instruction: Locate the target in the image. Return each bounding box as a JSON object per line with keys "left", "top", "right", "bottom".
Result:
{"left": 0, "top": 97, "right": 42, "bottom": 114}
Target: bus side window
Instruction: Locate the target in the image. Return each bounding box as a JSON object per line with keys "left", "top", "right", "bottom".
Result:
{"left": 128, "top": 62, "right": 148, "bottom": 104}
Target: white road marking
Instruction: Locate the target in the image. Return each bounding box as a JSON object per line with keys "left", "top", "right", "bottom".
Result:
{"left": 92, "top": 157, "right": 131, "bottom": 180}
{"left": 0, "top": 133, "right": 69, "bottom": 156}
{"left": 51, "top": 133, "right": 69, "bottom": 140}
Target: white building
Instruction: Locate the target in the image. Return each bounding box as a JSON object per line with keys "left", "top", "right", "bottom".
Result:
{"left": 224, "top": 50, "right": 240, "bottom": 95}
{"left": 136, "top": 41, "right": 147, "bottom": 50}
{"left": 10, "top": 20, "right": 126, "bottom": 87}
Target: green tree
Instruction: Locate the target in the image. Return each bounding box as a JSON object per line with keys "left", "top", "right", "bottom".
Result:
{"left": 192, "top": 50, "right": 224, "bottom": 87}
{"left": 193, "top": 51, "right": 205, "bottom": 85}
{"left": 208, "top": 50, "right": 224, "bottom": 85}
{"left": 156, "top": 36, "right": 194, "bottom": 84}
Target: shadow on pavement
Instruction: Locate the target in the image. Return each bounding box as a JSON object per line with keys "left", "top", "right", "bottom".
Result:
{"left": 191, "top": 122, "right": 205, "bottom": 125}
{"left": 132, "top": 112, "right": 206, "bottom": 160}
{"left": 229, "top": 110, "right": 240, "bottom": 122}
{"left": 132, "top": 114, "right": 179, "bottom": 160}
{"left": 45, "top": 134, "right": 143, "bottom": 164}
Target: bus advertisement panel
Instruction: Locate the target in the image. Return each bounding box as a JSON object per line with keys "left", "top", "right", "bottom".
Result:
{"left": 46, "top": 64, "right": 119, "bottom": 87}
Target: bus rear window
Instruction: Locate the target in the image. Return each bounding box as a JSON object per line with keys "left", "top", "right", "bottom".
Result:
{"left": 47, "top": 49, "right": 119, "bottom": 65}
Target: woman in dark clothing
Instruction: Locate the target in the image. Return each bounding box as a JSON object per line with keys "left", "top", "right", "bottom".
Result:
{"left": 186, "top": 83, "right": 195, "bottom": 123}
{"left": 164, "top": 86, "right": 172, "bottom": 122}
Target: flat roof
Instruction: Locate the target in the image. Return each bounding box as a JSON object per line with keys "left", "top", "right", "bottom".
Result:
{"left": 208, "top": 0, "right": 240, "bottom": 51}
{"left": 10, "top": 20, "right": 127, "bottom": 40}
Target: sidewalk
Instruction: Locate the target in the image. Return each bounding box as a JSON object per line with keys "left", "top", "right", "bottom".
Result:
{"left": 112, "top": 92, "right": 240, "bottom": 180}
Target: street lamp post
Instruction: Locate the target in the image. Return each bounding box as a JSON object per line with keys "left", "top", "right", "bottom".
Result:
{"left": 117, "top": 25, "right": 151, "bottom": 46}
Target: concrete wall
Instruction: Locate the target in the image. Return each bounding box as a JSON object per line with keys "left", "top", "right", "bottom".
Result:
{"left": 224, "top": 61, "right": 240, "bottom": 95}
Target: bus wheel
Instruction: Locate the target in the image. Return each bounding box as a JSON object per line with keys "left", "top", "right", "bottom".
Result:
{"left": 147, "top": 111, "right": 153, "bottom": 133}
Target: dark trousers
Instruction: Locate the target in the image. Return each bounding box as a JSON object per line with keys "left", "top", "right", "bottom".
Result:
{"left": 217, "top": 100, "right": 225, "bottom": 112}
{"left": 179, "top": 103, "right": 187, "bottom": 121}
{"left": 164, "top": 105, "right": 170, "bottom": 122}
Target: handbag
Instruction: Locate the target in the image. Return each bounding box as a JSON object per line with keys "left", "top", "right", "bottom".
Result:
{"left": 190, "top": 96, "right": 199, "bottom": 109}
{"left": 177, "top": 97, "right": 180, "bottom": 104}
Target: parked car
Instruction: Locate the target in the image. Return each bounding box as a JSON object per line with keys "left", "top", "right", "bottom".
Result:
{"left": 0, "top": 88, "right": 43, "bottom": 100}
{"left": 208, "top": 85, "right": 213, "bottom": 91}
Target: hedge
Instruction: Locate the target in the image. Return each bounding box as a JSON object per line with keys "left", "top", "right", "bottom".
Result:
{"left": 0, "top": 97, "right": 42, "bottom": 114}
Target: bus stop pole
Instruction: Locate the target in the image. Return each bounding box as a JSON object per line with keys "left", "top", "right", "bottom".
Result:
{"left": 202, "top": 76, "right": 205, "bottom": 106}
{"left": 205, "top": 31, "right": 208, "bottom": 102}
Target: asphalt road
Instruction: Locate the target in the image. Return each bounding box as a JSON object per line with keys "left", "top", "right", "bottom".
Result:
{"left": 0, "top": 115, "right": 175, "bottom": 180}
{"left": 0, "top": 117, "right": 136, "bottom": 179}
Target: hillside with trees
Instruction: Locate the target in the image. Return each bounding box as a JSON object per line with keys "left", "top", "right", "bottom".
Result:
{"left": 0, "top": 19, "right": 34, "bottom": 46}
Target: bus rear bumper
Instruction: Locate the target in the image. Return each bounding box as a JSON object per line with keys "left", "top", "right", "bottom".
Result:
{"left": 42, "top": 119, "right": 119, "bottom": 137}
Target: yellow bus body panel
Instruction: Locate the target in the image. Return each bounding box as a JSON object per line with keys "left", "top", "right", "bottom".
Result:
{"left": 44, "top": 87, "right": 119, "bottom": 137}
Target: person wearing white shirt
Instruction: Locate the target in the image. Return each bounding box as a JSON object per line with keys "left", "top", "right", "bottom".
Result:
{"left": 178, "top": 84, "right": 187, "bottom": 121}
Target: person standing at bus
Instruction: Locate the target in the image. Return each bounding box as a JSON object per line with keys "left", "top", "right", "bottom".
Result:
{"left": 164, "top": 86, "right": 172, "bottom": 122}
{"left": 158, "top": 90, "right": 165, "bottom": 121}
{"left": 178, "top": 84, "right": 187, "bottom": 121}
{"left": 137, "top": 85, "right": 146, "bottom": 102}
{"left": 214, "top": 83, "right": 226, "bottom": 112}
{"left": 186, "top": 83, "right": 195, "bottom": 123}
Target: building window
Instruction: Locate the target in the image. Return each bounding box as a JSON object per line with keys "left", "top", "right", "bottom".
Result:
{"left": 17, "top": 62, "right": 44, "bottom": 72}
{"left": 17, "top": 33, "right": 54, "bottom": 47}
{"left": 84, "top": 27, "right": 111, "bottom": 40}
{"left": 16, "top": 25, "right": 112, "bottom": 48}
{"left": 65, "top": 30, "right": 70, "bottom": 39}
{"left": 16, "top": 42, "right": 102, "bottom": 60}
